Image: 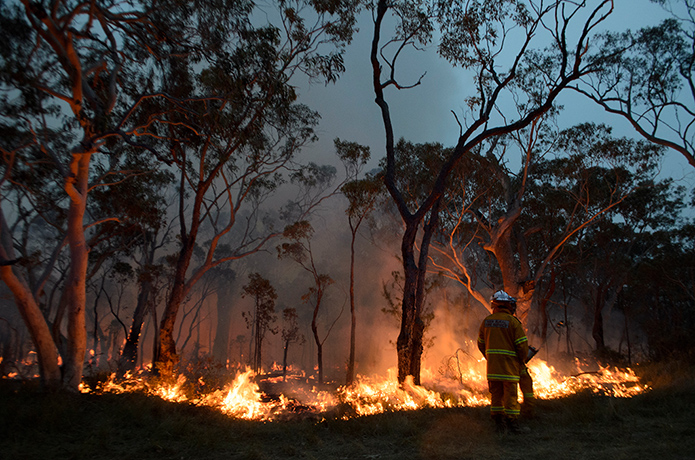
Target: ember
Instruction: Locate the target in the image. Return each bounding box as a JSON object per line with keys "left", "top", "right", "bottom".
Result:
{"left": 79, "top": 358, "right": 649, "bottom": 421}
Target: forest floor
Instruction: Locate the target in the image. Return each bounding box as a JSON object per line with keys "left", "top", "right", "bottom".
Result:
{"left": 1, "top": 361, "right": 694, "bottom": 460}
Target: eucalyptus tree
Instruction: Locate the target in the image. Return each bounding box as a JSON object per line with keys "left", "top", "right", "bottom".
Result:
{"left": 575, "top": 0, "right": 695, "bottom": 168}
{"left": 370, "top": 0, "right": 616, "bottom": 384}
{"left": 0, "top": 0, "right": 361, "bottom": 390}
{"left": 430, "top": 123, "right": 666, "bottom": 331}
{"left": 241, "top": 273, "right": 278, "bottom": 373}
{"left": 337, "top": 139, "right": 375, "bottom": 384}
{"left": 152, "top": 0, "right": 362, "bottom": 375}
{"left": 277, "top": 221, "right": 336, "bottom": 385}
{"left": 280, "top": 307, "right": 304, "bottom": 380}
{"left": 0, "top": 0, "right": 195, "bottom": 391}
{"left": 625, "top": 221, "right": 695, "bottom": 361}
{"left": 561, "top": 169, "right": 687, "bottom": 356}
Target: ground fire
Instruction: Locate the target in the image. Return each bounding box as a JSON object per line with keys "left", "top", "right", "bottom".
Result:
{"left": 79, "top": 356, "right": 648, "bottom": 422}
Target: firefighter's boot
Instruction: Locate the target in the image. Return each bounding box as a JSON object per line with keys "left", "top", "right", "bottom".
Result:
{"left": 506, "top": 417, "right": 532, "bottom": 434}
{"left": 505, "top": 417, "right": 524, "bottom": 435}
{"left": 492, "top": 414, "right": 506, "bottom": 434}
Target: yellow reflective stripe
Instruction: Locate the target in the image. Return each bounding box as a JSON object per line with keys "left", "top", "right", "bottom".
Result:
{"left": 514, "top": 336, "right": 528, "bottom": 345}
{"left": 505, "top": 409, "right": 521, "bottom": 415}
{"left": 487, "top": 374, "right": 520, "bottom": 381}
{"left": 523, "top": 393, "right": 535, "bottom": 398}
{"left": 486, "top": 349, "right": 517, "bottom": 357}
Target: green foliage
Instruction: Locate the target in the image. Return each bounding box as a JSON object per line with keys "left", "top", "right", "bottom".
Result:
{"left": 437, "top": 0, "right": 532, "bottom": 67}
{"left": 578, "top": 1, "right": 695, "bottom": 167}
{"left": 278, "top": 221, "right": 314, "bottom": 264}
{"left": 290, "top": 163, "right": 337, "bottom": 188}
{"left": 335, "top": 137, "right": 371, "bottom": 174}
{"left": 379, "top": 139, "right": 451, "bottom": 212}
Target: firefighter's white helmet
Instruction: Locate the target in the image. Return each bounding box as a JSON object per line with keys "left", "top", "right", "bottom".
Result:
{"left": 491, "top": 290, "right": 515, "bottom": 303}
{"left": 490, "top": 291, "right": 516, "bottom": 308}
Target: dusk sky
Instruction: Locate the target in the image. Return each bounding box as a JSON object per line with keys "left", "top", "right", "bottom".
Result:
{"left": 295, "top": 1, "right": 694, "bottom": 188}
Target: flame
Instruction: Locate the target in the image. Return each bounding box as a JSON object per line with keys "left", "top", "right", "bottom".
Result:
{"left": 200, "top": 370, "right": 283, "bottom": 419}
{"left": 528, "top": 359, "right": 646, "bottom": 399}
{"left": 77, "top": 358, "right": 649, "bottom": 421}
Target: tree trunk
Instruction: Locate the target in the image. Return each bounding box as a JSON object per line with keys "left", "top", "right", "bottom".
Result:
{"left": 346, "top": 231, "right": 357, "bottom": 385}
{"left": 157, "top": 278, "right": 186, "bottom": 375}
{"left": 62, "top": 151, "right": 92, "bottom": 391}
{"left": 0, "top": 208, "right": 62, "bottom": 390}
{"left": 487, "top": 216, "right": 535, "bottom": 324}
{"left": 155, "top": 171, "right": 204, "bottom": 375}
{"left": 119, "top": 233, "right": 159, "bottom": 374}
{"left": 592, "top": 285, "right": 607, "bottom": 353}
{"left": 282, "top": 339, "right": 289, "bottom": 381}
{"left": 119, "top": 278, "right": 152, "bottom": 374}
{"left": 396, "top": 219, "right": 419, "bottom": 384}
{"left": 312, "top": 286, "right": 324, "bottom": 384}
{"left": 254, "top": 306, "right": 263, "bottom": 372}
{"left": 0, "top": 266, "right": 61, "bottom": 390}
{"left": 396, "top": 200, "right": 440, "bottom": 385}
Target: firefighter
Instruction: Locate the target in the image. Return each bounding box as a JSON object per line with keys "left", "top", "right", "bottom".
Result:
{"left": 478, "top": 290, "right": 529, "bottom": 434}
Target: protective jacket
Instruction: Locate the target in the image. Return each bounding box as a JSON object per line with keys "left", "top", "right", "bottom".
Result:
{"left": 478, "top": 308, "right": 529, "bottom": 382}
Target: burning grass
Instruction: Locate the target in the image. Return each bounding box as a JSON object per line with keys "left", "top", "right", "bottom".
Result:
{"left": 1, "top": 363, "right": 694, "bottom": 460}
{"left": 74, "top": 358, "right": 648, "bottom": 422}
{"left": 3, "top": 358, "right": 691, "bottom": 459}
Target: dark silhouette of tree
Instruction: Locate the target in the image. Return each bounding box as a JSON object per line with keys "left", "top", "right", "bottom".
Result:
{"left": 370, "top": 0, "right": 616, "bottom": 384}
{"left": 241, "top": 272, "right": 278, "bottom": 373}
{"left": 338, "top": 140, "right": 376, "bottom": 385}
{"left": 278, "top": 221, "right": 337, "bottom": 384}
{"left": 575, "top": 0, "right": 695, "bottom": 168}
{"left": 118, "top": 221, "right": 175, "bottom": 375}
{"left": 280, "top": 307, "right": 305, "bottom": 381}
{"left": 430, "top": 123, "right": 665, "bottom": 328}
{"left": 153, "top": 0, "right": 361, "bottom": 375}
{"left": 0, "top": 0, "right": 197, "bottom": 391}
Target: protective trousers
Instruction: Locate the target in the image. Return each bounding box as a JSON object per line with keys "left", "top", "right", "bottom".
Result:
{"left": 488, "top": 380, "right": 520, "bottom": 419}
{"left": 520, "top": 367, "right": 535, "bottom": 417}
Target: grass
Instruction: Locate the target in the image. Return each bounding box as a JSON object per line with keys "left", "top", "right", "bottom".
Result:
{"left": 2, "top": 369, "right": 695, "bottom": 460}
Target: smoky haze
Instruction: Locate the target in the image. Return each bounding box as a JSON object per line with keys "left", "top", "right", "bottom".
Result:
{"left": 0, "top": 0, "right": 691, "bottom": 386}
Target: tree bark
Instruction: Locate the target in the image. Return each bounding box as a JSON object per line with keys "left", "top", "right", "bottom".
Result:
{"left": 312, "top": 285, "right": 325, "bottom": 384}
{"left": 282, "top": 339, "right": 290, "bottom": 381}
{"left": 592, "top": 284, "right": 607, "bottom": 353}
{"left": 156, "top": 276, "right": 187, "bottom": 374}
{"left": 0, "top": 266, "right": 61, "bottom": 390}
{"left": 396, "top": 220, "right": 418, "bottom": 384}
{"left": 155, "top": 172, "right": 202, "bottom": 374}
{"left": 119, "top": 278, "right": 152, "bottom": 375}
{"left": 0, "top": 208, "right": 62, "bottom": 390}
{"left": 62, "top": 151, "right": 92, "bottom": 391}
{"left": 119, "top": 232, "right": 160, "bottom": 374}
